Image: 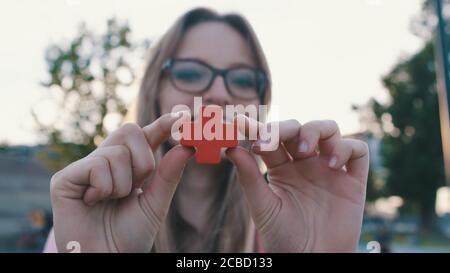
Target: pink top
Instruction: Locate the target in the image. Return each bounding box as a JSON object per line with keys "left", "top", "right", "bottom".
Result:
{"left": 43, "top": 227, "right": 264, "bottom": 253}
{"left": 43, "top": 228, "right": 57, "bottom": 253}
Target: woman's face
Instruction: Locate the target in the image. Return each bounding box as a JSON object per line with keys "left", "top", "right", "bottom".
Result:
{"left": 158, "top": 22, "right": 260, "bottom": 118}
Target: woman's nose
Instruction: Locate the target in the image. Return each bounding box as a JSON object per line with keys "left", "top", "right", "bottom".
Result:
{"left": 202, "top": 75, "right": 232, "bottom": 106}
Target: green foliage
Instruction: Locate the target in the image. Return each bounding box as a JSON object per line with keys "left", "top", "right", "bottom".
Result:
{"left": 33, "top": 18, "right": 149, "bottom": 171}
{"left": 365, "top": 42, "right": 446, "bottom": 230}
{"left": 0, "top": 142, "right": 8, "bottom": 152}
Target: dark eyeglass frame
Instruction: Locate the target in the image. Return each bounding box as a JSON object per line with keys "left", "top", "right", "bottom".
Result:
{"left": 161, "top": 58, "right": 268, "bottom": 102}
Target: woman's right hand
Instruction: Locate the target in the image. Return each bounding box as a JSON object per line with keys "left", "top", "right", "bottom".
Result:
{"left": 50, "top": 112, "right": 194, "bottom": 252}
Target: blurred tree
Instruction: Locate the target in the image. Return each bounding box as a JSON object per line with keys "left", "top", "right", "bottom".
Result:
{"left": 0, "top": 142, "right": 8, "bottom": 152}
{"left": 350, "top": 106, "right": 387, "bottom": 202}
{"left": 365, "top": 161, "right": 384, "bottom": 202}
{"left": 355, "top": 0, "right": 448, "bottom": 233}
{"left": 359, "top": 42, "right": 445, "bottom": 231}
{"left": 33, "top": 18, "right": 150, "bottom": 172}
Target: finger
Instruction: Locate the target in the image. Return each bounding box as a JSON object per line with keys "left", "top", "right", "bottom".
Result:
{"left": 235, "top": 113, "right": 263, "bottom": 141}
{"left": 100, "top": 123, "right": 155, "bottom": 188}
{"left": 142, "top": 111, "right": 190, "bottom": 151}
{"left": 50, "top": 156, "right": 113, "bottom": 206}
{"left": 329, "top": 139, "right": 369, "bottom": 181}
{"left": 295, "top": 120, "right": 341, "bottom": 159}
{"left": 275, "top": 119, "right": 301, "bottom": 144}
{"left": 237, "top": 115, "right": 293, "bottom": 168}
{"left": 142, "top": 145, "right": 195, "bottom": 217}
{"left": 81, "top": 157, "right": 114, "bottom": 205}
{"left": 252, "top": 141, "right": 291, "bottom": 169}
{"left": 89, "top": 145, "right": 133, "bottom": 200}
{"left": 240, "top": 117, "right": 301, "bottom": 147}
{"left": 253, "top": 119, "right": 302, "bottom": 168}
{"left": 225, "top": 146, "right": 280, "bottom": 225}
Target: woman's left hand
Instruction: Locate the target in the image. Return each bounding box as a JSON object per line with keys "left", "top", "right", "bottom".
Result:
{"left": 226, "top": 116, "right": 369, "bottom": 252}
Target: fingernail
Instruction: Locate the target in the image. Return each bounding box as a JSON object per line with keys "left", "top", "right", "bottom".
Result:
{"left": 329, "top": 156, "right": 337, "bottom": 168}
{"left": 298, "top": 141, "right": 308, "bottom": 153}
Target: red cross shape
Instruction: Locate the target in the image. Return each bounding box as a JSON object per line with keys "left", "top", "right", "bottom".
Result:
{"left": 180, "top": 106, "right": 238, "bottom": 164}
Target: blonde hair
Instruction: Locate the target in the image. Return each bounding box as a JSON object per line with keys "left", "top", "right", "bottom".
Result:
{"left": 136, "top": 7, "right": 272, "bottom": 252}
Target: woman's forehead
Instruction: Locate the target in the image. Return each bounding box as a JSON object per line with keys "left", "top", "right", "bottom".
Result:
{"left": 175, "top": 22, "right": 255, "bottom": 68}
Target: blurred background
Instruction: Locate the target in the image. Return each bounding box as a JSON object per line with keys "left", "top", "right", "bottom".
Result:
{"left": 0, "top": 0, "right": 449, "bottom": 252}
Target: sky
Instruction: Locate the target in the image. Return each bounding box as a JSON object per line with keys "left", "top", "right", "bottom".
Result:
{"left": 0, "top": 0, "right": 425, "bottom": 145}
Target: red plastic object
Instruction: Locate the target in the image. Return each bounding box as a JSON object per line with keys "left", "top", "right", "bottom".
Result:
{"left": 180, "top": 106, "right": 238, "bottom": 164}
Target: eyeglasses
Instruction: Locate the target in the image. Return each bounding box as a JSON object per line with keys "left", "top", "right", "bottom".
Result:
{"left": 161, "top": 58, "right": 267, "bottom": 101}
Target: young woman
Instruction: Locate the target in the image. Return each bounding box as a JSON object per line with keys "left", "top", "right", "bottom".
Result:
{"left": 45, "top": 7, "right": 369, "bottom": 253}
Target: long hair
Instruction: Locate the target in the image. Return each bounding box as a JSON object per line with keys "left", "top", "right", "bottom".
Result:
{"left": 135, "top": 7, "right": 272, "bottom": 252}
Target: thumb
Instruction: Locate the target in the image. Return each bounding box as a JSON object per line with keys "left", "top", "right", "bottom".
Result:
{"left": 225, "top": 147, "right": 279, "bottom": 223}
{"left": 143, "top": 145, "right": 195, "bottom": 217}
